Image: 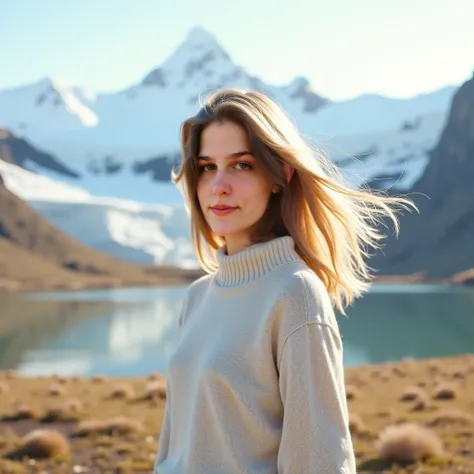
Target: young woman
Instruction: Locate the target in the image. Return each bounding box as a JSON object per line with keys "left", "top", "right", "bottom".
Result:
{"left": 154, "top": 89, "right": 414, "bottom": 473}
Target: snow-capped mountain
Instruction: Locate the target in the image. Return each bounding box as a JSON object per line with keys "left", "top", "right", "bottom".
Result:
{"left": 0, "top": 159, "right": 195, "bottom": 268}
{"left": 0, "top": 78, "right": 98, "bottom": 140}
{"left": 0, "top": 26, "right": 457, "bottom": 204}
{"left": 0, "top": 26, "right": 465, "bottom": 269}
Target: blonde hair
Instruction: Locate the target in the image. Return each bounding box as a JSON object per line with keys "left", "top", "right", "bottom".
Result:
{"left": 173, "top": 89, "right": 416, "bottom": 312}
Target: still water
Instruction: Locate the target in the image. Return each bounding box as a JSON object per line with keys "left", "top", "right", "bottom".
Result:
{"left": 0, "top": 284, "right": 473, "bottom": 377}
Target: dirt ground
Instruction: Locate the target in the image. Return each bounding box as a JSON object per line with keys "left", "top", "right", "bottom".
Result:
{"left": 0, "top": 353, "right": 473, "bottom": 473}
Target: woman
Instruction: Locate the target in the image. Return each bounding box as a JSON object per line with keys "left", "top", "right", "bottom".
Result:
{"left": 154, "top": 89, "right": 414, "bottom": 473}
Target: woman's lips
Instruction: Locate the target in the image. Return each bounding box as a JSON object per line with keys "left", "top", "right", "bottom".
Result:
{"left": 210, "top": 206, "right": 237, "bottom": 216}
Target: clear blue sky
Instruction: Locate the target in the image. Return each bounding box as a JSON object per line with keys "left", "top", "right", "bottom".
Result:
{"left": 1, "top": 0, "right": 473, "bottom": 100}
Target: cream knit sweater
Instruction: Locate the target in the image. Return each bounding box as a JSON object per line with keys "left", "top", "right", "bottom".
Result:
{"left": 155, "top": 236, "right": 356, "bottom": 473}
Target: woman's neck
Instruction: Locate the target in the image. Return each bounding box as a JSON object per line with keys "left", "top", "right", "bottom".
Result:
{"left": 224, "top": 233, "right": 279, "bottom": 256}
{"left": 215, "top": 236, "right": 302, "bottom": 287}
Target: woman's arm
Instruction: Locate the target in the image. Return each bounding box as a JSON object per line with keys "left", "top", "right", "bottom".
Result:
{"left": 154, "top": 399, "right": 171, "bottom": 468}
{"left": 277, "top": 320, "right": 356, "bottom": 473}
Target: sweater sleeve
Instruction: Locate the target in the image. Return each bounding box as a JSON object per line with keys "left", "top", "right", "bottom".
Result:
{"left": 154, "top": 398, "right": 171, "bottom": 468}
{"left": 277, "top": 321, "right": 357, "bottom": 473}
{"left": 155, "top": 290, "right": 189, "bottom": 470}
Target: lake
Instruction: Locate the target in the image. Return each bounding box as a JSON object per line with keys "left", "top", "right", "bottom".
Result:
{"left": 0, "top": 284, "right": 473, "bottom": 377}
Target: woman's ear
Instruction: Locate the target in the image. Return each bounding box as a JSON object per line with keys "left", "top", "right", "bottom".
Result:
{"left": 283, "top": 164, "right": 295, "bottom": 184}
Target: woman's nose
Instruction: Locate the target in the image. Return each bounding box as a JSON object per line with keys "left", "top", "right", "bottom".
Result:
{"left": 212, "top": 172, "right": 231, "bottom": 196}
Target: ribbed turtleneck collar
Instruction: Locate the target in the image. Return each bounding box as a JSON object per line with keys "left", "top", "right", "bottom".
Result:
{"left": 215, "top": 236, "right": 302, "bottom": 287}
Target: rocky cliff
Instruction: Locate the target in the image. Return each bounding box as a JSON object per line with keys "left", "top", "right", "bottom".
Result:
{"left": 374, "top": 71, "right": 474, "bottom": 280}
{"left": 0, "top": 131, "right": 200, "bottom": 290}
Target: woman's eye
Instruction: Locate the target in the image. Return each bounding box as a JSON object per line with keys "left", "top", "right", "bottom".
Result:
{"left": 200, "top": 164, "right": 215, "bottom": 172}
{"left": 235, "top": 162, "right": 252, "bottom": 171}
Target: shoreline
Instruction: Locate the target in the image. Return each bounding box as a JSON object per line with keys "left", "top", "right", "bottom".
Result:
{"left": 1, "top": 270, "right": 473, "bottom": 294}
{"left": 0, "top": 268, "right": 203, "bottom": 293}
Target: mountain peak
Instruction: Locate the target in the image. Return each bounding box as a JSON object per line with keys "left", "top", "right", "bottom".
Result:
{"left": 185, "top": 26, "right": 217, "bottom": 46}
{"left": 36, "top": 76, "right": 70, "bottom": 92}
{"left": 149, "top": 26, "right": 235, "bottom": 91}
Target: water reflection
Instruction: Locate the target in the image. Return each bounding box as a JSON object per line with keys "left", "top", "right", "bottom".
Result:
{"left": 340, "top": 287, "right": 474, "bottom": 365}
{"left": 0, "top": 296, "right": 112, "bottom": 371}
{"left": 0, "top": 285, "right": 473, "bottom": 376}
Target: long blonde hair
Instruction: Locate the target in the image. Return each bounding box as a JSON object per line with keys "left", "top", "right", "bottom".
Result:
{"left": 172, "top": 89, "right": 416, "bottom": 312}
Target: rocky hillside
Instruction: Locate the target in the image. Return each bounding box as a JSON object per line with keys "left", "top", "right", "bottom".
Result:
{"left": 0, "top": 128, "right": 78, "bottom": 178}
{"left": 0, "top": 163, "right": 199, "bottom": 291}
{"left": 373, "top": 71, "right": 474, "bottom": 282}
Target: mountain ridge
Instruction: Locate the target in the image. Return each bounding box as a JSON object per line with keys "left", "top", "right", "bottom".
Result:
{"left": 372, "top": 71, "right": 474, "bottom": 281}
{"left": 0, "top": 133, "right": 201, "bottom": 291}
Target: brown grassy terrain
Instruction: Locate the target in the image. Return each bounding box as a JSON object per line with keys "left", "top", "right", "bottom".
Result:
{"left": 0, "top": 354, "right": 473, "bottom": 473}
{"left": 0, "top": 171, "right": 203, "bottom": 292}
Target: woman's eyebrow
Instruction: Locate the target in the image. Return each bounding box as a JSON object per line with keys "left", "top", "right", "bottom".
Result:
{"left": 197, "top": 151, "right": 252, "bottom": 161}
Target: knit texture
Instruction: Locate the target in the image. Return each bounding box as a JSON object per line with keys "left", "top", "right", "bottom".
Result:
{"left": 155, "top": 236, "right": 356, "bottom": 473}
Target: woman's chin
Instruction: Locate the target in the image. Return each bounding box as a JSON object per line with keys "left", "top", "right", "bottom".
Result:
{"left": 211, "top": 228, "right": 244, "bottom": 240}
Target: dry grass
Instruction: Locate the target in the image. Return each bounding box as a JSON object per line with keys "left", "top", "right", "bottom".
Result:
{"left": 399, "top": 385, "right": 428, "bottom": 402}
{"left": 345, "top": 384, "right": 359, "bottom": 401}
{"left": 147, "top": 372, "right": 165, "bottom": 382}
{"left": 64, "top": 398, "right": 83, "bottom": 413}
{"left": 53, "top": 376, "right": 69, "bottom": 385}
{"left": 6, "top": 429, "right": 70, "bottom": 460}
{"left": 376, "top": 423, "right": 444, "bottom": 462}
{"left": 91, "top": 375, "right": 107, "bottom": 384}
{"left": 348, "top": 413, "right": 367, "bottom": 435}
{"left": 48, "top": 383, "right": 66, "bottom": 397}
{"left": 41, "top": 400, "right": 84, "bottom": 423}
{"left": 0, "top": 370, "right": 17, "bottom": 380}
{"left": 432, "top": 382, "right": 459, "bottom": 400}
{"left": 3, "top": 404, "right": 40, "bottom": 421}
{"left": 0, "top": 353, "right": 472, "bottom": 473}
{"left": 344, "top": 353, "right": 474, "bottom": 472}
{"left": 108, "top": 383, "right": 136, "bottom": 400}
{"left": 75, "top": 417, "right": 144, "bottom": 437}
{"left": 142, "top": 381, "right": 167, "bottom": 401}
{"left": 425, "top": 409, "right": 474, "bottom": 427}
{"left": 0, "top": 381, "right": 9, "bottom": 394}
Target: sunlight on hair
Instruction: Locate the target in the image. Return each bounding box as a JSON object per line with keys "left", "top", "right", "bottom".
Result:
{"left": 172, "top": 89, "right": 418, "bottom": 313}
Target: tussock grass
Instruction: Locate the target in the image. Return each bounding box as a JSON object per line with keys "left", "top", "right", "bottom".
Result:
{"left": 91, "top": 375, "right": 107, "bottom": 384}
{"left": 345, "top": 384, "right": 359, "bottom": 401}
{"left": 399, "top": 385, "right": 428, "bottom": 402}
{"left": 6, "top": 429, "right": 70, "bottom": 460}
{"left": 3, "top": 404, "right": 40, "bottom": 421}
{"left": 349, "top": 413, "right": 367, "bottom": 435}
{"left": 48, "top": 383, "right": 66, "bottom": 397}
{"left": 108, "top": 383, "right": 136, "bottom": 400}
{"left": 425, "top": 409, "right": 474, "bottom": 427}
{"left": 75, "top": 417, "right": 144, "bottom": 437}
{"left": 376, "top": 423, "right": 444, "bottom": 462}
{"left": 141, "top": 381, "right": 167, "bottom": 401}
{"left": 0, "top": 353, "right": 472, "bottom": 472}
{"left": 147, "top": 372, "right": 165, "bottom": 381}
{"left": 432, "top": 382, "right": 459, "bottom": 400}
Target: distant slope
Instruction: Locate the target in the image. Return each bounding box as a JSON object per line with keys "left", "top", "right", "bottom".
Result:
{"left": 0, "top": 148, "right": 195, "bottom": 268}
{"left": 0, "top": 128, "right": 79, "bottom": 178}
{"left": 0, "top": 170, "right": 200, "bottom": 291}
{"left": 372, "top": 72, "right": 474, "bottom": 283}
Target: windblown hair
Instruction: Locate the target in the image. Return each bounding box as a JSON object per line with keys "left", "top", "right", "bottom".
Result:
{"left": 173, "top": 89, "right": 416, "bottom": 312}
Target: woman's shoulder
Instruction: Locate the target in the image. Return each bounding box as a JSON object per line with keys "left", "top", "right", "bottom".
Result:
{"left": 275, "top": 261, "right": 326, "bottom": 299}
{"left": 275, "top": 263, "right": 337, "bottom": 328}
{"left": 184, "top": 273, "right": 213, "bottom": 302}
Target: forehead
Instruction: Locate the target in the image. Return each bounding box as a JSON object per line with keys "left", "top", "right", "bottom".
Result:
{"left": 199, "top": 121, "right": 250, "bottom": 155}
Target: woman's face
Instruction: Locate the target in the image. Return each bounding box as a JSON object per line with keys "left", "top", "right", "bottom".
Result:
{"left": 196, "top": 121, "right": 275, "bottom": 255}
